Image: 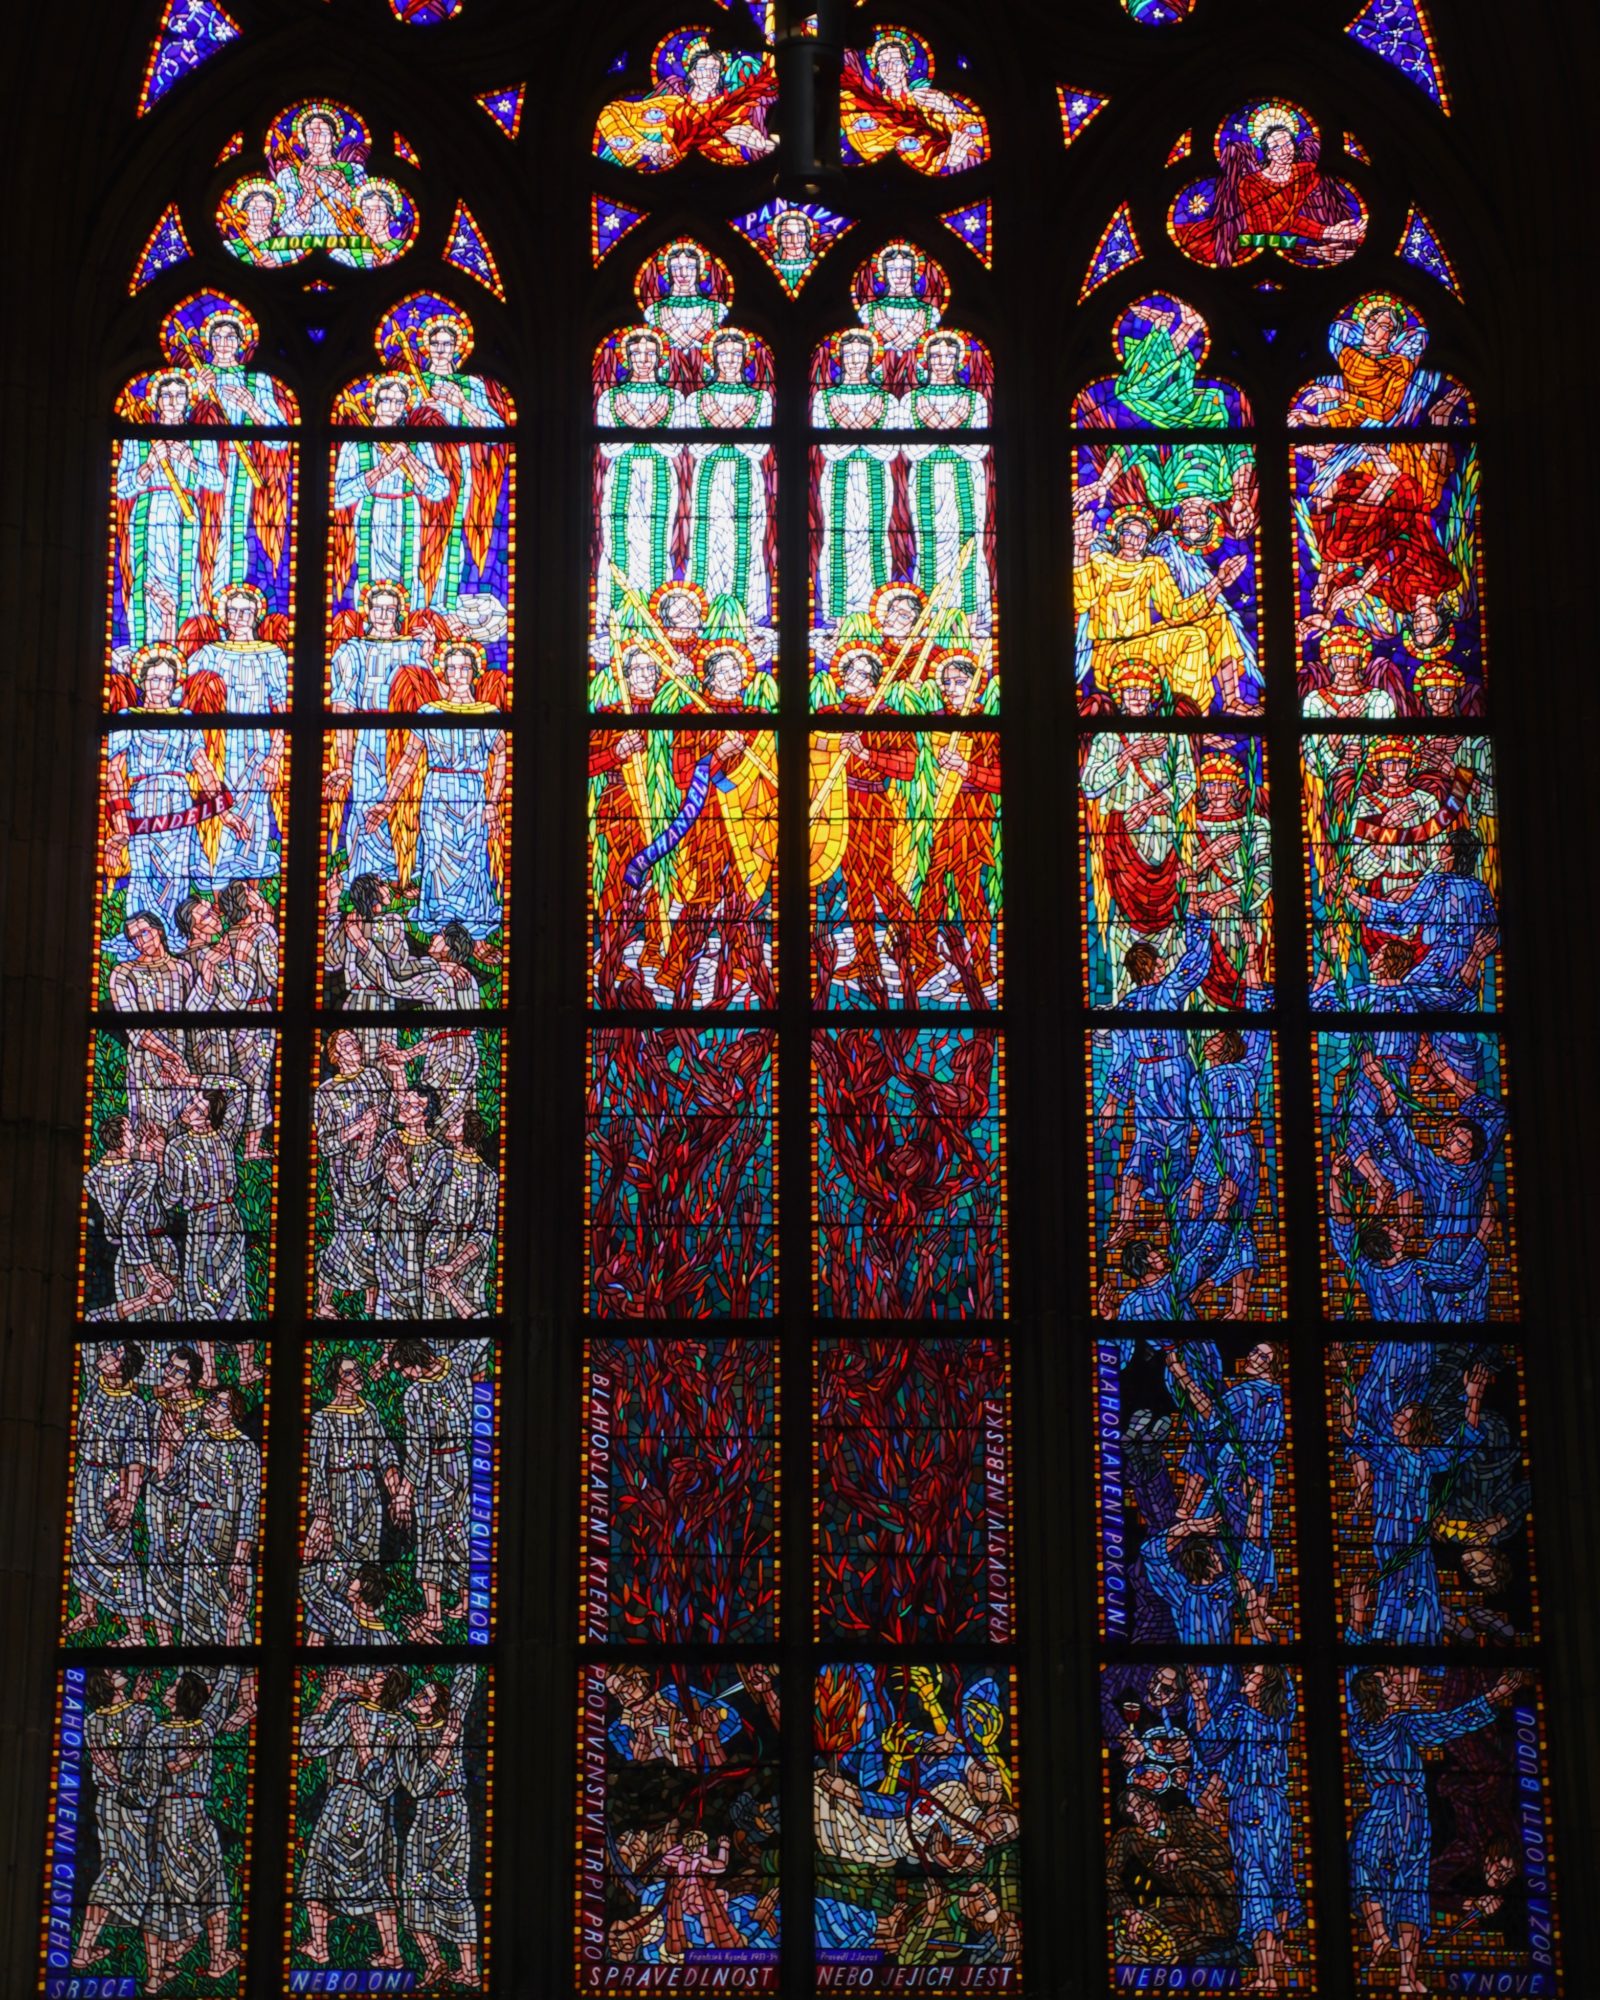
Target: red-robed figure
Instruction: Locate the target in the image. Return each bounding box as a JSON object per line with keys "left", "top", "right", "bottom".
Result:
{"left": 593, "top": 34, "right": 777, "bottom": 173}
{"left": 1176, "top": 102, "right": 1364, "bottom": 270}
{"left": 1304, "top": 439, "right": 1463, "bottom": 632}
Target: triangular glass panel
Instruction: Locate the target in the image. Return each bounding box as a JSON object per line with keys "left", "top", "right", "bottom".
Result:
{"left": 130, "top": 204, "right": 192, "bottom": 294}
{"left": 138, "top": 0, "right": 239, "bottom": 115}
{"left": 1397, "top": 202, "right": 1462, "bottom": 298}
{"left": 1079, "top": 203, "right": 1141, "bottom": 301}
{"left": 729, "top": 199, "right": 855, "bottom": 296}
{"left": 477, "top": 83, "right": 525, "bottom": 139}
{"left": 1346, "top": 0, "right": 1450, "bottom": 110}
{"left": 939, "top": 199, "right": 992, "bottom": 268}
{"left": 591, "top": 195, "right": 648, "bottom": 266}
{"left": 443, "top": 201, "right": 505, "bottom": 298}
{"left": 1057, "top": 83, "right": 1108, "bottom": 147}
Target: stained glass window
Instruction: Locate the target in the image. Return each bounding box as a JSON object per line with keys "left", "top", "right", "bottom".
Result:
{"left": 1074, "top": 47, "right": 1556, "bottom": 1989}
{"left": 288, "top": 1663, "right": 491, "bottom": 1988}
{"left": 815, "top": 1663, "right": 1020, "bottom": 1974}
{"left": 35, "top": 3, "right": 1581, "bottom": 1992}
{"left": 1101, "top": 1661, "right": 1314, "bottom": 1986}
{"left": 47, "top": 83, "right": 515, "bottom": 1978}
{"left": 1094, "top": 1337, "right": 1297, "bottom": 1643}
{"left": 44, "top": 1664, "right": 258, "bottom": 1992}
{"left": 577, "top": 24, "right": 1019, "bottom": 1975}
{"left": 64, "top": 1339, "right": 267, "bottom": 1647}
{"left": 1342, "top": 1669, "right": 1560, "bottom": 1994}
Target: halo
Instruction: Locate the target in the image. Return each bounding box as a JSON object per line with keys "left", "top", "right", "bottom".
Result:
{"left": 1110, "top": 656, "right": 1160, "bottom": 691}
{"left": 1246, "top": 98, "right": 1308, "bottom": 149}
{"left": 915, "top": 325, "right": 968, "bottom": 374}
{"left": 1346, "top": 290, "right": 1418, "bottom": 337}
{"left": 872, "top": 237, "right": 926, "bottom": 286}
{"left": 1107, "top": 504, "right": 1158, "bottom": 541}
{"left": 1176, "top": 499, "right": 1225, "bottom": 554}
{"left": 369, "top": 371, "right": 416, "bottom": 412}
{"left": 438, "top": 636, "right": 487, "bottom": 675}
{"left": 358, "top": 578, "right": 412, "bottom": 617}
{"left": 161, "top": 292, "right": 260, "bottom": 367}
{"left": 291, "top": 100, "right": 352, "bottom": 148}
{"left": 199, "top": 307, "right": 250, "bottom": 351}
{"left": 1198, "top": 752, "right": 1246, "bottom": 787}
{"left": 146, "top": 369, "right": 191, "bottom": 405}
{"left": 829, "top": 325, "right": 886, "bottom": 378}
{"left": 700, "top": 638, "right": 757, "bottom": 684}
{"left": 870, "top": 26, "right": 924, "bottom": 71}
{"left": 770, "top": 205, "right": 816, "bottom": 251}
{"left": 357, "top": 178, "right": 405, "bottom": 228}
{"left": 212, "top": 580, "right": 268, "bottom": 621}
{"left": 1368, "top": 734, "right": 1415, "bottom": 764}
{"left": 650, "top": 579, "right": 709, "bottom": 625}
{"left": 1413, "top": 659, "right": 1464, "bottom": 690}
{"left": 870, "top": 581, "right": 925, "bottom": 624}
{"left": 1320, "top": 625, "right": 1372, "bottom": 659}
{"left": 832, "top": 637, "right": 888, "bottom": 679}
{"left": 380, "top": 292, "right": 476, "bottom": 369}
{"left": 637, "top": 237, "right": 726, "bottom": 312}
{"left": 131, "top": 644, "right": 185, "bottom": 688}
{"left": 231, "top": 176, "right": 284, "bottom": 219}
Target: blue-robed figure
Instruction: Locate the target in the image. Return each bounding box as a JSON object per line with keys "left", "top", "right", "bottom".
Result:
{"left": 1346, "top": 825, "right": 1499, "bottom": 1006}
{"left": 1107, "top": 1219, "right": 1232, "bottom": 1321}
{"left": 1350, "top": 1400, "right": 1466, "bottom": 1644}
{"left": 1174, "top": 1341, "right": 1285, "bottom": 1607}
{"left": 1194, "top": 1666, "right": 1304, "bottom": 1988}
{"left": 1183, "top": 1028, "right": 1270, "bottom": 1312}
{"left": 1101, "top": 914, "right": 1213, "bottom": 1210}
{"left": 1141, "top": 1522, "right": 1240, "bottom": 1644}
{"left": 1345, "top": 1666, "right": 1520, "bottom": 1991}
{"left": 1377, "top": 1083, "right": 1506, "bottom": 1323}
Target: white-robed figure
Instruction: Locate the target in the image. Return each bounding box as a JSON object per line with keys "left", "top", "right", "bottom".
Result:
{"left": 369, "top": 644, "right": 506, "bottom": 939}
{"left": 114, "top": 377, "right": 225, "bottom": 647}
{"left": 71, "top": 1667, "right": 157, "bottom": 1971}
{"left": 332, "top": 378, "right": 452, "bottom": 612}
{"left": 104, "top": 651, "right": 238, "bottom": 956}
{"left": 184, "top": 585, "right": 288, "bottom": 884}
{"left": 299, "top": 1664, "right": 417, "bottom": 1975}
{"left": 594, "top": 437, "right": 686, "bottom": 651}
{"left": 1080, "top": 690, "right": 1198, "bottom": 996}
{"left": 139, "top": 1665, "right": 254, "bottom": 1992}
{"left": 412, "top": 313, "right": 507, "bottom": 428}
{"left": 302, "top": 1352, "right": 412, "bottom": 1643}
{"left": 144, "top": 1346, "right": 212, "bottom": 1642}
{"left": 84, "top": 1118, "right": 179, "bottom": 1323}
{"left": 812, "top": 331, "right": 902, "bottom": 632}
{"left": 377, "top": 1085, "right": 453, "bottom": 1319}
{"left": 686, "top": 438, "right": 774, "bottom": 626}
{"left": 274, "top": 105, "right": 366, "bottom": 239}
{"left": 314, "top": 1031, "right": 400, "bottom": 1314}
{"left": 401, "top": 1669, "right": 480, "bottom": 1988}
{"left": 190, "top": 344, "right": 293, "bottom": 609}
{"left": 166, "top": 1385, "right": 261, "bottom": 1645}
{"left": 423, "top": 1108, "right": 499, "bottom": 1321}
{"left": 156, "top": 1070, "right": 250, "bottom": 1319}
{"left": 901, "top": 436, "right": 993, "bottom": 636}
{"left": 393, "top": 1337, "right": 489, "bottom": 1639}
{"left": 66, "top": 1344, "right": 154, "bottom": 1639}
{"left": 186, "top": 313, "right": 288, "bottom": 427}
{"left": 329, "top": 583, "right": 434, "bottom": 886}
